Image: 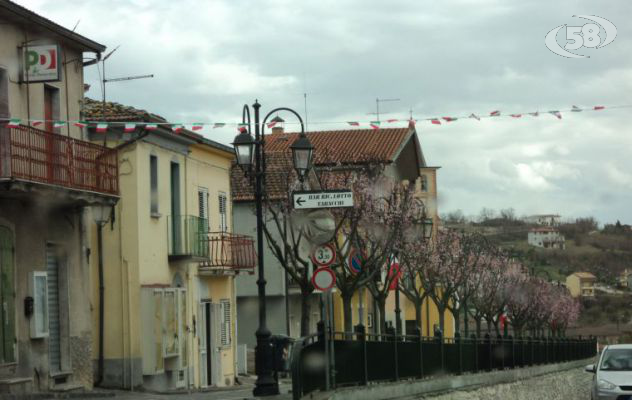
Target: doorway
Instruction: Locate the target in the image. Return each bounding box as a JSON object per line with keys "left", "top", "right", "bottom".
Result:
{"left": 199, "top": 301, "right": 211, "bottom": 387}
{"left": 46, "top": 244, "right": 62, "bottom": 373}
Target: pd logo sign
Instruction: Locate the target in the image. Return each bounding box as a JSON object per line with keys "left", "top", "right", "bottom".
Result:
{"left": 21, "top": 45, "right": 61, "bottom": 82}
{"left": 545, "top": 15, "right": 616, "bottom": 58}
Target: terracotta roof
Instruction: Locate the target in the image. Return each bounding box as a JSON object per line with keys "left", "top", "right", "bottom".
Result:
{"left": 570, "top": 272, "right": 596, "bottom": 280}
{"left": 83, "top": 98, "right": 166, "bottom": 122}
{"left": 232, "top": 127, "right": 417, "bottom": 202}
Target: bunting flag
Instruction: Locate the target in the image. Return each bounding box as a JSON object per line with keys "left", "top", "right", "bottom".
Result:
{"left": 469, "top": 113, "right": 480, "bottom": 121}
{"left": 549, "top": 110, "right": 562, "bottom": 119}
{"left": 267, "top": 121, "right": 277, "bottom": 128}
{"left": 386, "top": 119, "right": 399, "bottom": 123}
{"left": 191, "top": 123, "right": 204, "bottom": 131}
{"left": 490, "top": 110, "right": 501, "bottom": 117}
{"left": 6, "top": 118, "right": 20, "bottom": 128}
{"left": 96, "top": 123, "right": 108, "bottom": 133}
{"left": 53, "top": 121, "right": 66, "bottom": 128}
{"left": 31, "top": 120, "right": 43, "bottom": 127}
{"left": 529, "top": 111, "right": 539, "bottom": 117}
{"left": 594, "top": 106, "right": 605, "bottom": 110}
{"left": 510, "top": 114, "right": 522, "bottom": 118}
{"left": 571, "top": 105, "right": 582, "bottom": 112}
{"left": 347, "top": 121, "right": 360, "bottom": 126}
{"left": 74, "top": 121, "right": 88, "bottom": 128}
{"left": 237, "top": 123, "right": 247, "bottom": 133}
{"left": 370, "top": 121, "right": 381, "bottom": 130}
{"left": 387, "top": 257, "right": 401, "bottom": 291}
{"left": 213, "top": 123, "right": 226, "bottom": 128}
{"left": 124, "top": 123, "right": 136, "bottom": 133}
{"left": 442, "top": 117, "right": 457, "bottom": 122}
{"left": 145, "top": 123, "right": 158, "bottom": 131}
{"left": 171, "top": 124, "right": 184, "bottom": 133}
{"left": 431, "top": 119, "right": 441, "bottom": 125}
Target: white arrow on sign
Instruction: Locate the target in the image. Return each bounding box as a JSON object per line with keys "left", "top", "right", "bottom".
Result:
{"left": 293, "top": 190, "right": 354, "bottom": 209}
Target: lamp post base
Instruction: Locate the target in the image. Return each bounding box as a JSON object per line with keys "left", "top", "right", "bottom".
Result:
{"left": 253, "top": 382, "right": 280, "bottom": 397}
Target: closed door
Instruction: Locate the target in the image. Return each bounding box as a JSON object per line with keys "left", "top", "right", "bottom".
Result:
{"left": 46, "top": 245, "right": 62, "bottom": 372}
{"left": 0, "top": 226, "right": 15, "bottom": 364}
{"left": 199, "top": 302, "right": 211, "bottom": 387}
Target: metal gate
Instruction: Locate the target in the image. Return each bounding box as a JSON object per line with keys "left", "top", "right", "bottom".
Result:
{"left": 46, "top": 245, "right": 62, "bottom": 372}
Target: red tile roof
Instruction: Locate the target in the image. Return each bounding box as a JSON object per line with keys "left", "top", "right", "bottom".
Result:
{"left": 232, "top": 128, "right": 416, "bottom": 201}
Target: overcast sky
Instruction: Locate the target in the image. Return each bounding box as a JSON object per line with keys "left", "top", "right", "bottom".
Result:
{"left": 21, "top": 0, "right": 632, "bottom": 224}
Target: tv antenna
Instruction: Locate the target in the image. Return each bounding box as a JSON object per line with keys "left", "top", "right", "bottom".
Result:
{"left": 367, "top": 98, "right": 400, "bottom": 122}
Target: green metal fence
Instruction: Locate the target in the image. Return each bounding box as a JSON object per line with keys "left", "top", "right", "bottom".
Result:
{"left": 290, "top": 326, "right": 597, "bottom": 400}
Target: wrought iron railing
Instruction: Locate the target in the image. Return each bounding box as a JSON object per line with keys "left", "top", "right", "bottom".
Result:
{"left": 199, "top": 231, "right": 256, "bottom": 273}
{"left": 167, "top": 215, "right": 209, "bottom": 259}
{"left": 0, "top": 125, "right": 118, "bottom": 195}
{"left": 290, "top": 328, "right": 597, "bottom": 400}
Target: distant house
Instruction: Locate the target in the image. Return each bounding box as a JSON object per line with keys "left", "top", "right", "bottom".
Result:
{"left": 524, "top": 214, "right": 561, "bottom": 226}
{"left": 566, "top": 272, "right": 597, "bottom": 298}
{"left": 619, "top": 269, "right": 631, "bottom": 288}
{"left": 528, "top": 227, "right": 566, "bottom": 249}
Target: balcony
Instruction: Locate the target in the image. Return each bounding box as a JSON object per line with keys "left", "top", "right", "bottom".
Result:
{"left": 168, "top": 215, "right": 209, "bottom": 261}
{"left": 199, "top": 232, "right": 256, "bottom": 275}
{"left": 0, "top": 125, "right": 118, "bottom": 198}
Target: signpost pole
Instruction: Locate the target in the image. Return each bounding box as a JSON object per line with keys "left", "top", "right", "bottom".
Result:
{"left": 323, "top": 292, "right": 330, "bottom": 391}
{"left": 328, "top": 290, "right": 336, "bottom": 388}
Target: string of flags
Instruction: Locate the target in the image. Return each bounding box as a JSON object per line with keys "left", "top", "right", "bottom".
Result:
{"left": 0, "top": 104, "right": 626, "bottom": 134}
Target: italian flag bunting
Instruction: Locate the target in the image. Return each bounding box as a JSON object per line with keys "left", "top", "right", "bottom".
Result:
{"left": 53, "top": 121, "right": 66, "bottom": 128}
{"left": 571, "top": 105, "right": 582, "bottom": 112}
{"left": 594, "top": 105, "right": 605, "bottom": 110}
{"left": 442, "top": 117, "right": 457, "bottom": 122}
{"left": 172, "top": 124, "right": 184, "bottom": 133}
{"left": 96, "top": 123, "right": 108, "bottom": 133}
{"left": 347, "top": 121, "right": 360, "bottom": 126}
{"left": 237, "top": 123, "right": 247, "bottom": 133}
{"left": 213, "top": 123, "right": 225, "bottom": 129}
{"left": 31, "top": 120, "right": 43, "bottom": 127}
{"left": 191, "top": 123, "right": 204, "bottom": 131}
{"left": 369, "top": 121, "right": 380, "bottom": 130}
{"left": 490, "top": 110, "right": 501, "bottom": 117}
{"left": 549, "top": 110, "right": 562, "bottom": 119}
{"left": 386, "top": 119, "right": 398, "bottom": 123}
{"left": 145, "top": 123, "right": 158, "bottom": 131}
{"left": 430, "top": 119, "right": 441, "bottom": 125}
{"left": 267, "top": 121, "right": 277, "bottom": 128}
{"left": 74, "top": 121, "right": 88, "bottom": 128}
{"left": 7, "top": 118, "right": 20, "bottom": 128}
{"left": 469, "top": 113, "right": 480, "bottom": 121}
{"left": 510, "top": 114, "right": 522, "bottom": 118}
{"left": 528, "top": 111, "right": 539, "bottom": 117}
{"left": 124, "top": 123, "right": 136, "bottom": 133}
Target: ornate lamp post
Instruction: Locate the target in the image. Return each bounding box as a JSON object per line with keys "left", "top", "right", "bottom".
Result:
{"left": 232, "top": 100, "right": 313, "bottom": 396}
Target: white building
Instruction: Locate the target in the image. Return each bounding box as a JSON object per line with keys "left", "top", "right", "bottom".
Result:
{"left": 524, "top": 214, "right": 561, "bottom": 226}
{"left": 528, "top": 228, "right": 566, "bottom": 249}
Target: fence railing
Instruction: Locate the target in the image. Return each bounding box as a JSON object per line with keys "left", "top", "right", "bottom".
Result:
{"left": 290, "top": 326, "right": 597, "bottom": 400}
{"left": 167, "top": 215, "right": 209, "bottom": 259}
{"left": 199, "top": 231, "right": 256, "bottom": 274}
{"left": 0, "top": 125, "right": 118, "bottom": 195}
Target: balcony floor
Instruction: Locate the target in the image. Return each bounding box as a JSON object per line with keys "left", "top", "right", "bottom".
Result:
{"left": 0, "top": 178, "right": 118, "bottom": 206}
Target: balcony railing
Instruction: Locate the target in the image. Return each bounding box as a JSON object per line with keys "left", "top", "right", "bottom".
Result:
{"left": 168, "top": 215, "right": 209, "bottom": 260}
{"left": 0, "top": 125, "right": 118, "bottom": 195}
{"left": 199, "top": 232, "right": 256, "bottom": 274}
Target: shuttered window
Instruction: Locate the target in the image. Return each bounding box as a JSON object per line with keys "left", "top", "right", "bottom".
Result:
{"left": 220, "top": 299, "right": 231, "bottom": 347}
{"left": 150, "top": 155, "right": 158, "bottom": 215}
{"left": 0, "top": 68, "right": 8, "bottom": 119}
{"left": 218, "top": 192, "right": 227, "bottom": 231}
{"left": 199, "top": 187, "right": 209, "bottom": 231}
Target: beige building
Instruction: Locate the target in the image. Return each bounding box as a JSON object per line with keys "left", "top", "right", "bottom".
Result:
{"left": 566, "top": 272, "right": 596, "bottom": 298}
{"left": 0, "top": 1, "right": 116, "bottom": 393}
{"left": 528, "top": 227, "right": 566, "bottom": 249}
{"left": 83, "top": 99, "right": 255, "bottom": 391}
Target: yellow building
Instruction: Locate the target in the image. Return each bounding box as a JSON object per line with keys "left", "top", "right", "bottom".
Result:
{"left": 566, "top": 272, "right": 596, "bottom": 298}
{"left": 84, "top": 100, "right": 255, "bottom": 391}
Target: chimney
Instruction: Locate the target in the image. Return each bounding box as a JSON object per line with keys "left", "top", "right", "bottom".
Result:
{"left": 269, "top": 115, "right": 285, "bottom": 134}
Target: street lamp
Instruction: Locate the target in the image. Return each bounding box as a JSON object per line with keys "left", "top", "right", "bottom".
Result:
{"left": 232, "top": 100, "right": 312, "bottom": 397}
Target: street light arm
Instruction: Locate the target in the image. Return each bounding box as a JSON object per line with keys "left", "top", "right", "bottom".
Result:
{"left": 242, "top": 104, "right": 252, "bottom": 133}
{"left": 261, "top": 107, "right": 305, "bottom": 136}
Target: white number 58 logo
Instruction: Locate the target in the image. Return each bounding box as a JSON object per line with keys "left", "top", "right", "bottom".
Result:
{"left": 545, "top": 15, "right": 617, "bottom": 58}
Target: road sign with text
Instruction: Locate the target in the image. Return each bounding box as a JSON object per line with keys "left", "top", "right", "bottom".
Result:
{"left": 292, "top": 190, "right": 354, "bottom": 209}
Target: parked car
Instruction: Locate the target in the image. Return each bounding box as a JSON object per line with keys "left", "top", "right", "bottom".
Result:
{"left": 586, "top": 344, "right": 632, "bottom": 400}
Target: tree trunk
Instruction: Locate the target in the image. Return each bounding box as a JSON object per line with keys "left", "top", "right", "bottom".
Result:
{"left": 300, "top": 290, "right": 311, "bottom": 337}
{"left": 378, "top": 297, "right": 387, "bottom": 336}
{"left": 486, "top": 318, "right": 493, "bottom": 336}
{"left": 438, "top": 305, "right": 446, "bottom": 336}
{"left": 475, "top": 317, "right": 482, "bottom": 338}
{"left": 463, "top": 306, "right": 469, "bottom": 338}
{"left": 342, "top": 292, "right": 353, "bottom": 338}
{"left": 414, "top": 301, "right": 422, "bottom": 333}
{"left": 453, "top": 307, "right": 461, "bottom": 336}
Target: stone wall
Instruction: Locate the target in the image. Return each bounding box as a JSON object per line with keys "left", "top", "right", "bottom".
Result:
{"left": 424, "top": 366, "right": 591, "bottom": 400}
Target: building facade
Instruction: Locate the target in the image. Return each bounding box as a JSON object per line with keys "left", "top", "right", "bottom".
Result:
{"left": 566, "top": 272, "right": 596, "bottom": 298}
{"left": 0, "top": 1, "right": 116, "bottom": 393}
{"left": 83, "top": 100, "right": 254, "bottom": 391}
{"left": 524, "top": 214, "right": 561, "bottom": 227}
{"left": 528, "top": 227, "right": 566, "bottom": 249}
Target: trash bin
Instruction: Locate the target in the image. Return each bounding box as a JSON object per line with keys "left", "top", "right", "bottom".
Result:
{"left": 270, "top": 335, "right": 294, "bottom": 376}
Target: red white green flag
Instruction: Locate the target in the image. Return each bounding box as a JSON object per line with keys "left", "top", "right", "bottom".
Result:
{"left": 96, "top": 123, "right": 108, "bottom": 133}
{"left": 549, "top": 110, "right": 562, "bottom": 119}
{"left": 145, "top": 123, "right": 158, "bottom": 131}
{"left": 267, "top": 121, "right": 277, "bottom": 128}
{"left": 6, "top": 118, "right": 20, "bottom": 128}
{"left": 571, "top": 105, "right": 582, "bottom": 112}
{"left": 469, "top": 113, "right": 480, "bottom": 121}
{"left": 594, "top": 105, "right": 605, "bottom": 110}
{"left": 442, "top": 117, "right": 457, "bottom": 122}
{"left": 31, "top": 120, "right": 43, "bottom": 127}
{"left": 124, "top": 123, "right": 136, "bottom": 133}
{"left": 430, "top": 119, "right": 441, "bottom": 125}
{"left": 490, "top": 110, "right": 500, "bottom": 117}
{"left": 53, "top": 121, "right": 67, "bottom": 128}
{"left": 213, "top": 123, "right": 225, "bottom": 129}
{"left": 370, "top": 121, "right": 380, "bottom": 130}
{"left": 386, "top": 119, "right": 398, "bottom": 123}
{"left": 74, "top": 121, "right": 88, "bottom": 128}
{"left": 191, "top": 123, "right": 204, "bottom": 131}
{"left": 510, "top": 114, "right": 522, "bottom": 118}
{"left": 528, "top": 111, "right": 539, "bottom": 117}
{"left": 172, "top": 124, "right": 184, "bottom": 133}
{"left": 237, "top": 123, "right": 248, "bottom": 132}
{"left": 347, "top": 121, "right": 360, "bottom": 126}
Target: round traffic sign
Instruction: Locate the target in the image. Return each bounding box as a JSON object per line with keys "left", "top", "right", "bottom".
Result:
{"left": 348, "top": 249, "right": 362, "bottom": 274}
{"left": 312, "top": 267, "right": 336, "bottom": 291}
{"left": 311, "top": 243, "right": 336, "bottom": 267}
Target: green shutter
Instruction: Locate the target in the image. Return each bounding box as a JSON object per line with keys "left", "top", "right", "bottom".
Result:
{"left": 0, "top": 226, "right": 15, "bottom": 363}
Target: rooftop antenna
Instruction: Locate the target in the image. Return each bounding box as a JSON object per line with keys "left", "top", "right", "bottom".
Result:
{"left": 367, "top": 98, "right": 400, "bottom": 122}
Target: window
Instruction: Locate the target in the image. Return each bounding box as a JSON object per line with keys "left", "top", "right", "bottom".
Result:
{"left": 0, "top": 68, "right": 8, "bottom": 120}
{"left": 220, "top": 299, "right": 231, "bottom": 347}
{"left": 150, "top": 155, "right": 158, "bottom": 215}
{"left": 198, "top": 187, "right": 209, "bottom": 230}
{"left": 30, "top": 272, "right": 49, "bottom": 339}
{"left": 420, "top": 175, "right": 428, "bottom": 192}
{"left": 44, "top": 85, "right": 60, "bottom": 134}
{"left": 218, "top": 192, "right": 227, "bottom": 231}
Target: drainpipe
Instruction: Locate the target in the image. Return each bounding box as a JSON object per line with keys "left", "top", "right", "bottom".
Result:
{"left": 96, "top": 224, "right": 105, "bottom": 386}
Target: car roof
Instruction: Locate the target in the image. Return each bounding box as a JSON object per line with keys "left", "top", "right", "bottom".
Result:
{"left": 604, "top": 344, "right": 632, "bottom": 350}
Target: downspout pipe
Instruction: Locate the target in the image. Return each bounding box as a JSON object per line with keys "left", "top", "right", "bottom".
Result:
{"left": 95, "top": 224, "right": 105, "bottom": 386}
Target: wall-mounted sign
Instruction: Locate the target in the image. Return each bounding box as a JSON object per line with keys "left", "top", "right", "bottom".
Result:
{"left": 21, "top": 45, "right": 61, "bottom": 83}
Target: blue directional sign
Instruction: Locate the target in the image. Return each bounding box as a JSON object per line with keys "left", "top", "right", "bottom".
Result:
{"left": 348, "top": 249, "right": 362, "bottom": 274}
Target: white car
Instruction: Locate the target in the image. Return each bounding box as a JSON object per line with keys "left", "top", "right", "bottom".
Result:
{"left": 586, "top": 344, "right": 632, "bottom": 400}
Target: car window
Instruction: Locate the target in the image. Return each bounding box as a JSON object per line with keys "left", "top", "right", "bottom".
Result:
{"left": 600, "top": 349, "right": 632, "bottom": 371}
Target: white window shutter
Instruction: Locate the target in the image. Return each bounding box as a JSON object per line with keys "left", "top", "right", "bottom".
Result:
{"left": 220, "top": 299, "right": 231, "bottom": 346}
